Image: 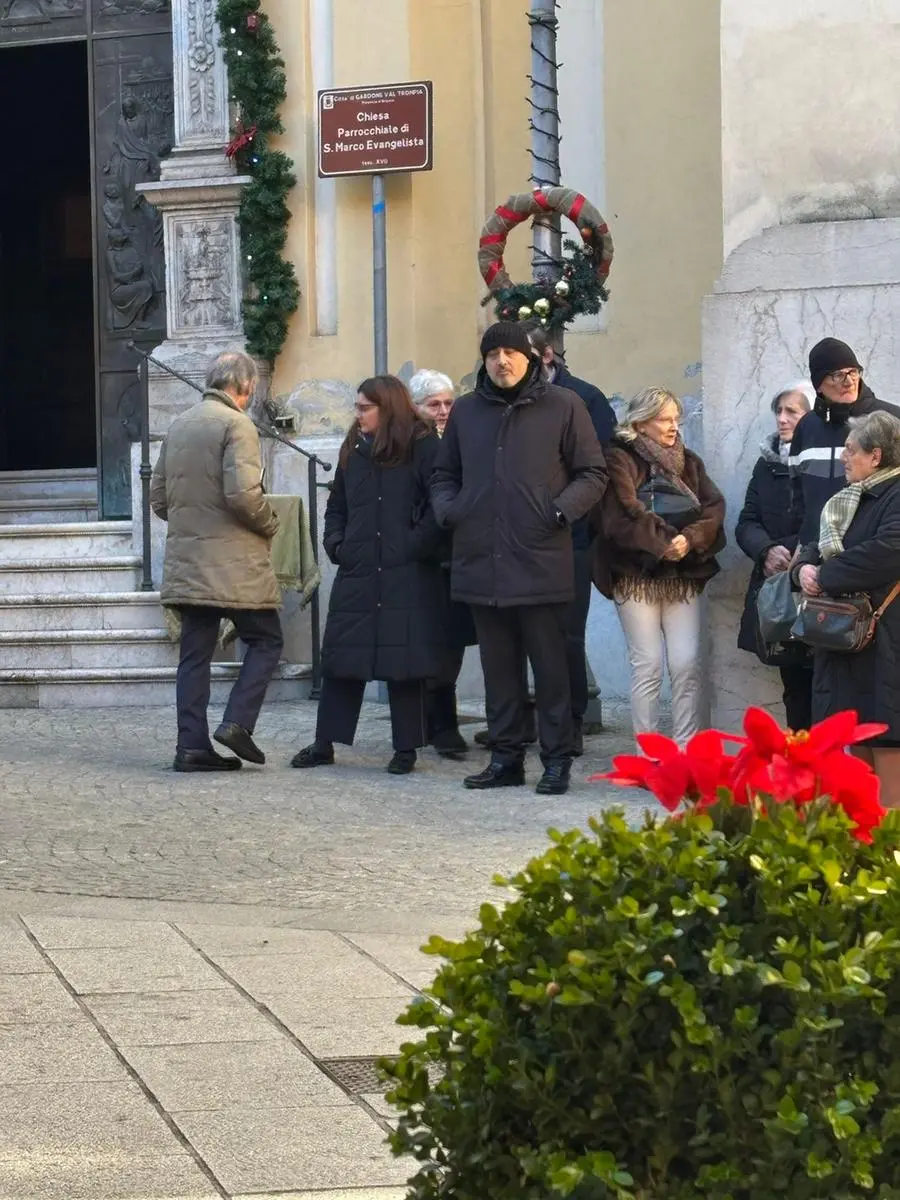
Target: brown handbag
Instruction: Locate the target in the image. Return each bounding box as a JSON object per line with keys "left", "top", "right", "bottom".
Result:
{"left": 791, "top": 582, "right": 900, "bottom": 653}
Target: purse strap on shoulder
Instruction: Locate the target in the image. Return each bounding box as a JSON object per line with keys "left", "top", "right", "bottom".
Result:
{"left": 875, "top": 582, "right": 900, "bottom": 620}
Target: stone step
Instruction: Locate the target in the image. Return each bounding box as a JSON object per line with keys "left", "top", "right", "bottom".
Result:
{"left": 0, "top": 663, "right": 312, "bottom": 709}
{"left": 0, "top": 468, "right": 98, "bottom": 504}
{"left": 0, "top": 557, "right": 142, "bottom": 596}
{"left": 0, "top": 592, "right": 164, "bottom": 632}
{"left": 0, "top": 499, "right": 100, "bottom": 525}
{"left": 0, "top": 521, "right": 132, "bottom": 560}
{"left": 0, "top": 628, "right": 186, "bottom": 670}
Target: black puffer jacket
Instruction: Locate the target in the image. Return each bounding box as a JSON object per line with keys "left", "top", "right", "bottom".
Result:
{"left": 735, "top": 436, "right": 803, "bottom": 656}
{"left": 790, "top": 384, "right": 900, "bottom": 543}
{"left": 794, "top": 476, "right": 900, "bottom": 744}
{"left": 321, "top": 432, "right": 447, "bottom": 681}
{"left": 431, "top": 364, "right": 608, "bottom": 607}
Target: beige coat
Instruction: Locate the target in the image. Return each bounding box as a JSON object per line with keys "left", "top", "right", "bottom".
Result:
{"left": 150, "top": 390, "right": 280, "bottom": 610}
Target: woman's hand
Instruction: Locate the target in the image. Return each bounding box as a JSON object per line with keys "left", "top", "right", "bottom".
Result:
{"left": 663, "top": 534, "right": 689, "bottom": 561}
{"left": 764, "top": 545, "right": 792, "bottom": 577}
{"left": 799, "top": 564, "right": 822, "bottom": 596}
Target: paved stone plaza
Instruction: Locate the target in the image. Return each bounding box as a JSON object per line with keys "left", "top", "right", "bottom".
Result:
{"left": 0, "top": 698, "right": 643, "bottom": 1199}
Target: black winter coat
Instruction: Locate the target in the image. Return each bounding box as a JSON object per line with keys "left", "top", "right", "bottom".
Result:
{"left": 553, "top": 363, "right": 616, "bottom": 550}
{"left": 735, "top": 437, "right": 804, "bottom": 658}
{"left": 431, "top": 364, "right": 608, "bottom": 607}
{"left": 321, "top": 432, "right": 447, "bottom": 682}
{"left": 790, "top": 384, "right": 900, "bottom": 544}
{"left": 794, "top": 476, "right": 900, "bottom": 744}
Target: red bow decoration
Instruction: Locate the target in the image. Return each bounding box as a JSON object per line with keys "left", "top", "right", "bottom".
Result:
{"left": 225, "top": 122, "right": 258, "bottom": 159}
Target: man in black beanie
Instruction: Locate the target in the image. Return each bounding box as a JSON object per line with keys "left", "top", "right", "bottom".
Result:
{"left": 790, "top": 337, "right": 900, "bottom": 544}
{"left": 431, "top": 321, "right": 607, "bottom": 794}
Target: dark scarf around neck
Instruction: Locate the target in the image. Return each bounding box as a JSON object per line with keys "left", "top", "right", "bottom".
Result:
{"left": 631, "top": 433, "right": 700, "bottom": 506}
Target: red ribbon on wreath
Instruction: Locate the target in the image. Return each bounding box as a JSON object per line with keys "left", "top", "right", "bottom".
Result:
{"left": 226, "top": 122, "right": 258, "bottom": 159}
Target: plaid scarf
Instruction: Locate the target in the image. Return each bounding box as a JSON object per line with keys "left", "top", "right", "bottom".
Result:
{"left": 818, "top": 466, "right": 900, "bottom": 559}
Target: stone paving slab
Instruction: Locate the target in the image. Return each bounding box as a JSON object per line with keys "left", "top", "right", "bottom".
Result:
{"left": 232, "top": 1192, "right": 407, "bottom": 1200}
{"left": 211, "top": 950, "right": 413, "bottom": 1001}
{"left": 23, "top": 916, "right": 189, "bottom": 951}
{"left": 0, "top": 923, "right": 50, "bottom": 974}
{"left": 85, "top": 989, "right": 285, "bottom": 1047}
{"left": 171, "top": 1106, "right": 408, "bottom": 1194}
{"left": 343, "top": 932, "right": 441, "bottom": 990}
{"left": 258, "top": 993, "right": 417, "bottom": 1059}
{"left": 0, "top": 1021, "right": 125, "bottom": 1085}
{"left": 40, "top": 945, "right": 230, "bottom": 996}
{"left": 0, "top": 972, "right": 83, "bottom": 1025}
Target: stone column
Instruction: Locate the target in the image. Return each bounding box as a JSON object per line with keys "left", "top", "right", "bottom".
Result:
{"left": 136, "top": 0, "right": 253, "bottom": 437}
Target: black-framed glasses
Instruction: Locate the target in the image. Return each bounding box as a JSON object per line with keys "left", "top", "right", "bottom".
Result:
{"left": 825, "top": 368, "right": 862, "bottom": 385}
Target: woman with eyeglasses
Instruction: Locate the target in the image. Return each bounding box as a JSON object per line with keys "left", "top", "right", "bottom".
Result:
{"left": 291, "top": 376, "right": 446, "bottom": 775}
{"left": 789, "top": 338, "right": 900, "bottom": 549}
{"left": 408, "top": 370, "right": 477, "bottom": 760}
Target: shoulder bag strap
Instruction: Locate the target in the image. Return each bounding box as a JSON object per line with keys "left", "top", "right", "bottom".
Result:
{"left": 874, "top": 582, "right": 900, "bottom": 620}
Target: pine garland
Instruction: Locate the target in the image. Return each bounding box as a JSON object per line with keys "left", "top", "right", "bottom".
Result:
{"left": 491, "top": 239, "right": 608, "bottom": 334}
{"left": 216, "top": 0, "right": 300, "bottom": 364}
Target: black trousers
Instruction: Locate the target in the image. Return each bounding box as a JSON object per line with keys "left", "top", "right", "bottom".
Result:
{"left": 471, "top": 603, "right": 572, "bottom": 766}
{"left": 565, "top": 544, "right": 595, "bottom": 723}
{"left": 316, "top": 675, "right": 428, "bottom": 751}
{"left": 177, "top": 606, "right": 284, "bottom": 751}
{"left": 426, "top": 644, "right": 465, "bottom": 739}
{"left": 779, "top": 663, "right": 813, "bottom": 731}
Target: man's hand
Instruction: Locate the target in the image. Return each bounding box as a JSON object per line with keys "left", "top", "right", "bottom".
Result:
{"left": 663, "top": 534, "right": 689, "bottom": 561}
{"left": 764, "top": 545, "right": 792, "bottom": 577}
{"left": 799, "top": 564, "right": 822, "bottom": 596}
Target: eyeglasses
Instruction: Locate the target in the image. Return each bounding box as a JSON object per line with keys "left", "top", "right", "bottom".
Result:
{"left": 354, "top": 401, "right": 377, "bottom": 414}
{"left": 825, "top": 368, "right": 861, "bottom": 385}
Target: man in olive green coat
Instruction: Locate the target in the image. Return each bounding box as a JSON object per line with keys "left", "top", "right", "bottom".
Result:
{"left": 151, "top": 351, "right": 283, "bottom": 772}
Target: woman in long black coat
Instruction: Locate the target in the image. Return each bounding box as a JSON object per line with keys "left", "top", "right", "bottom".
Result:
{"left": 291, "top": 376, "right": 446, "bottom": 775}
{"left": 735, "top": 381, "right": 814, "bottom": 729}
{"left": 793, "top": 410, "right": 900, "bottom": 807}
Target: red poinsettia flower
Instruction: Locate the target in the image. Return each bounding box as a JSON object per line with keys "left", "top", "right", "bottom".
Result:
{"left": 595, "top": 729, "right": 741, "bottom": 812}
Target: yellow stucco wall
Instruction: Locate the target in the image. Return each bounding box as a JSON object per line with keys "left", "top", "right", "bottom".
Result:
{"left": 265, "top": 0, "right": 723, "bottom": 409}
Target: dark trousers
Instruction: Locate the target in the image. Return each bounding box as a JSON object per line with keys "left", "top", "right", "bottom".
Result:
{"left": 426, "top": 644, "right": 465, "bottom": 739}
{"left": 177, "top": 606, "right": 284, "bottom": 751}
{"left": 471, "top": 603, "right": 572, "bottom": 766}
{"left": 780, "top": 663, "right": 813, "bottom": 731}
{"left": 316, "top": 675, "right": 427, "bottom": 751}
{"left": 565, "top": 544, "right": 595, "bottom": 724}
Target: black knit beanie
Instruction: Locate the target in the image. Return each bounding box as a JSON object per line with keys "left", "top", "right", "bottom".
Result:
{"left": 480, "top": 321, "right": 535, "bottom": 361}
{"left": 808, "top": 338, "right": 863, "bottom": 390}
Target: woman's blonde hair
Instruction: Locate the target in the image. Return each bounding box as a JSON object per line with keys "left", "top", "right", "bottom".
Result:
{"left": 615, "top": 386, "right": 682, "bottom": 442}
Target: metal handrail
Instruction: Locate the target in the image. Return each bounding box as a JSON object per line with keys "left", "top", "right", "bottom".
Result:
{"left": 128, "top": 341, "right": 329, "bottom": 694}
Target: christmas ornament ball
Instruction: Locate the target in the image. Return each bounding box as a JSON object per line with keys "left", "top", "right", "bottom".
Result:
{"left": 555, "top": 279, "right": 570, "bottom": 297}
{"left": 517, "top": 305, "right": 533, "bottom": 320}
{"left": 533, "top": 297, "right": 551, "bottom": 316}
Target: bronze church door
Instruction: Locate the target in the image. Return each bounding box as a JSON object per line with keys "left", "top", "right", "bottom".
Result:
{"left": 0, "top": 0, "right": 172, "bottom": 517}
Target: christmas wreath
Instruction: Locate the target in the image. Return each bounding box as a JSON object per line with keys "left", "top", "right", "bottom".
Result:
{"left": 478, "top": 187, "right": 614, "bottom": 333}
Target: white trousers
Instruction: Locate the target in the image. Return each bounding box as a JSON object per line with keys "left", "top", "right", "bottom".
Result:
{"left": 615, "top": 593, "right": 704, "bottom": 746}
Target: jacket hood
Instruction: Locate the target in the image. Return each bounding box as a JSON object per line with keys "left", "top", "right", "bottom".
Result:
{"left": 758, "top": 433, "right": 790, "bottom": 466}
{"left": 812, "top": 381, "right": 879, "bottom": 425}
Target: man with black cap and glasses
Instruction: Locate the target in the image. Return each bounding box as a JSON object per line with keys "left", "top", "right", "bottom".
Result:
{"left": 790, "top": 337, "right": 900, "bottom": 544}
{"left": 431, "top": 321, "right": 607, "bottom": 795}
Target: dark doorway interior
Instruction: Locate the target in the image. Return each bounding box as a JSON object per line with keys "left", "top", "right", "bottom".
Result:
{"left": 0, "top": 42, "right": 95, "bottom": 472}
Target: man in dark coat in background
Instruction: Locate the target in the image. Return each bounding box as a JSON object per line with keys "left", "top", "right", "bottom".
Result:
{"left": 431, "top": 321, "right": 607, "bottom": 795}
{"left": 528, "top": 323, "right": 616, "bottom": 753}
{"left": 790, "top": 337, "right": 900, "bottom": 543}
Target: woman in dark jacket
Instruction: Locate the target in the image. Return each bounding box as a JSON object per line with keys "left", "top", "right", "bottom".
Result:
{"left": 793, "top": 410, "right": 900, "bottom": 808}
{"left": 592, "top": 387, "right": 725, "bottom": 747}
{"left": 735, "top": 380, "right": 814, "bottom": 730}
{"left": 291, "top": 376, "right": 446, "bottom": 775}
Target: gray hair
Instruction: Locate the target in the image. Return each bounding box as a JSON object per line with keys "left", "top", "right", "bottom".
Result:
{"left": 847, "top": 411, "right": 900, "bottom": 468}
{"left": 408, "top": 369, "right": 454, "bottom": 405}
{"left": 205, "top": 351, "right": 258, "bottom": 396}
{"left": 615, "top": 386, "right": 682, "bottom": 442}
{"left": 771, "top": 379, "right": 815, "bottom": 414}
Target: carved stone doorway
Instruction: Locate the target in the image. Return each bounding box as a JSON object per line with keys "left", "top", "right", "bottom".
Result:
{"left": 0, "top": 0, "right": 173, "bottom": 518}
{"left": 0, "top": 42, "right": 95, "bottom": 475}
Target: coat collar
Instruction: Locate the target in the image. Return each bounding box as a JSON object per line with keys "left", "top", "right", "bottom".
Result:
{"left": 475, "top": 360, "right": 545, "bottom": 407}
{"left": 204, "top": 387, "right": 243, "bottom": 414}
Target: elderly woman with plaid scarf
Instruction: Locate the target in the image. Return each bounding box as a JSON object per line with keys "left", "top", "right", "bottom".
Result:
{"left": 793, "top": 410, "right": 900, "bottom": 807}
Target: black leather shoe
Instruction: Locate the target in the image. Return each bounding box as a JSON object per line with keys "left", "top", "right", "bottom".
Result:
{"left": 464, "top": 761, "right": 526, "bottom": 789}
{"left": 174, "top": 747, "right": 242, "bottom": 773}
{"left": 291, "top": 741, "right": 335, "bottom": 769}
{"left": 214, "top": 722, "right": 265, "bottom": 764}
{"left": 387, "top": 749, "right": 417, "bottom": 775}
{"left": 432, "top": 729, "right": 468, "bottom": 760}
{"left": 536, "top": 761, "right": 571, "bottom": 795}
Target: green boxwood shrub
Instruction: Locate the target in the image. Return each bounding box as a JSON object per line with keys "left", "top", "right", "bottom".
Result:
{"left": 386, "top": 797, "right": 900, "bottom": 1199}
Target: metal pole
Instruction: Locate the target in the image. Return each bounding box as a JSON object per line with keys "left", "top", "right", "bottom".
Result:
{"left": 307, "top": 456, "right": 323, "bottom": 698}
{"left": 529, "top": 0, "right": 561, "bottom": 295}
{"left": 138, "top": 356, "right": 154, "bottom": 592}
{"left": 372, "top": 173, "right": 388, "bottom": 374}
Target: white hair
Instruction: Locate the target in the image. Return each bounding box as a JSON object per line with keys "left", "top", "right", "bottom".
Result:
{"left": 409, "top": 369, "right": 454, "bottom": 406}
{"left": 771, "top": 379, "right": 816, "bottom": 413}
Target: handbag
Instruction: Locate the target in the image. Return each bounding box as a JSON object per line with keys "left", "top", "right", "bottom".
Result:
{"left": 636, "top": 475, "right": 701, "bottom": 531}
{"left": 756, "top": 569, "right": 799, "bottom": 646}
{"left": 791, "top": 582, "right": 900, "bottom": 653}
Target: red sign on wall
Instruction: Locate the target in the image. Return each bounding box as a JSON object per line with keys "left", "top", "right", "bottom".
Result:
{"left": 317, "top": 81, "right": 433, "bottom": 178}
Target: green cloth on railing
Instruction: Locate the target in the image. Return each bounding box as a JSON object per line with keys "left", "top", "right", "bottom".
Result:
{"left": 163, "top": 494, "right": 321, "bottom": 644}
